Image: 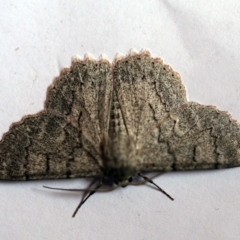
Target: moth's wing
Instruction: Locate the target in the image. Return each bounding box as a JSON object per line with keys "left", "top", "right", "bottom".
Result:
{"left": 45, "top": 58, "right": 112, "bottom": 150}
{"left": 0, "top": 111, "right": 102, "bottom": 180}
{"left": 112, "top": 51, "right": 187, "bottom": 147}
{"left": 140, "top": 102, "right": 240, "bottom": 172}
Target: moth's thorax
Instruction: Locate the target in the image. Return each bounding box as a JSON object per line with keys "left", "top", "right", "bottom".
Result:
{"left": 101, "top": 135, "right": 140, "bottom": 185}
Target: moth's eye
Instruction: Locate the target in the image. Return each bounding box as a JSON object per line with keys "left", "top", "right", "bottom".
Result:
{"left": 114, "top": 179, "right": 119, "bottom": 185}
{"left": 128, "top": 177, "right": 133, "bottom": 183}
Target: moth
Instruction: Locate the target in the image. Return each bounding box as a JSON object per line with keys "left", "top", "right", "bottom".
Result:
{"left": 1, "top": 50, "right": 240, "bottom": 217}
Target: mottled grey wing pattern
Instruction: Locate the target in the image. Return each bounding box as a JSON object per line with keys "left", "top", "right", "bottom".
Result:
{"left": 168, "top": 103, "right": 240, "bottom": 169}
{"left": 140, "top": 102, "right": 240, "bottom": 172}
{"left": 113, "top": 51, "right": 240, "bottom": 172}
{"left": 112, "top": 51, "right": 187, "bottom": 154}
{"left": 1, "top": 50, "right": 240, "bottom": 181}
{"left": 0, "top": 111, "right": 102, "bottom": 180}
{"left": 45, "top": 58, "right": 112, "bottom": 151}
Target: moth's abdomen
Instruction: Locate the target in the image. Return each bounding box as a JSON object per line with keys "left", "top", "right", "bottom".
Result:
{"left": 101, "top": 134, "right": 139, "bottom": 182}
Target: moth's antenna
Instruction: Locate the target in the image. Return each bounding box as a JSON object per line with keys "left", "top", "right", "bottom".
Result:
{"left": 42, "top": 185, "right": 117, "bottom": 192}
{"left": 72, "top": 181, "right": 103, "bottom": 217}
{"left": 138, "top": 173, "right": 174, "bottom": 201}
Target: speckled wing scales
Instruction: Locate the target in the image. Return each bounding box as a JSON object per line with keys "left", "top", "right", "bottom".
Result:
{"left": 113, "top": 51, "right": 240, "bottom": 172}
{"left": 45, "top": 57, "right": 112, "bottom": 151}
{"left": 165, "top": 102, "right": 240, "bottom": 170}
{"left": 112, "top": 51, "right": 187, "bottom": 161}
{"left": 0, "top": 111, "right": 102, "bottom": 180}
{"left": 112, "top": 51, "right": 187, "bottom": 146}
{"left": 139, "top": 102, "right": 240, "bottom": 172}
{"left": 0, "top": 56, "right": 113, "bottom": 181}
{"left": 1, "top": 51, "right": 240, "bottom": 181}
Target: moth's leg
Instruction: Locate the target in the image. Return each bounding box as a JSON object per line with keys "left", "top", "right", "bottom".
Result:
{"left": 138, "top": 173, "right": 174, "bottom": 201}
{"left": 72, "top": 179, "right": 103, "bottom": 218}
{"left": 78, "top": 177, "right": 99, "bottom": 206}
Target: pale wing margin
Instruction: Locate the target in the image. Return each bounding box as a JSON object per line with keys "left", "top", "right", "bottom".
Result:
{"left": 0, "top": 111, "right": 102, "bottom": 180}
{"left": 140, "top": 102, "right": 240, "bottom": 172}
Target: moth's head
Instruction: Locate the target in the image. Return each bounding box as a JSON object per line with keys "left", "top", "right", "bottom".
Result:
{"left": 101, "top": 135, "right": 140, "bottom": 187}
{"left": 104, "top": 166, "right": 135, "bottom": 187}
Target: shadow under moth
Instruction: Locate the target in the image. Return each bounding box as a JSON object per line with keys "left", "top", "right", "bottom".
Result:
{"left": 1, "top": 50, "right": 240, "bottom": 217}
